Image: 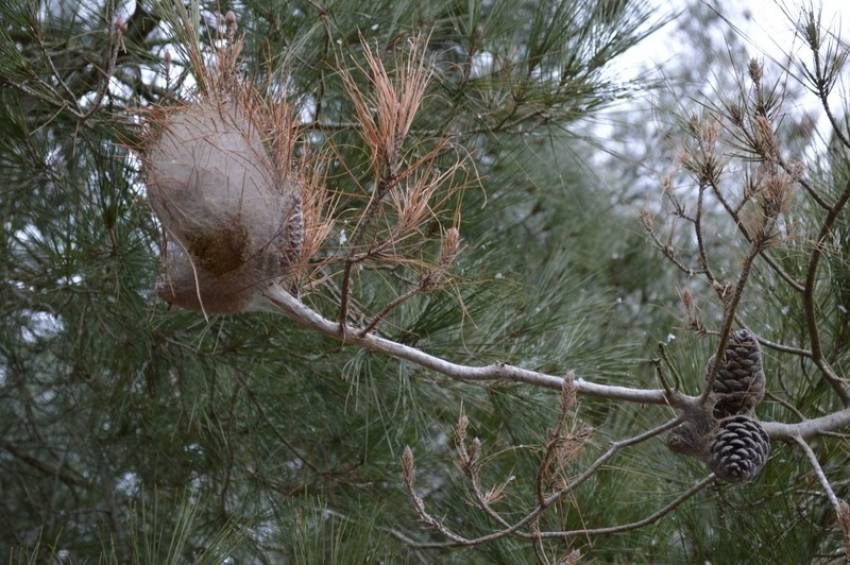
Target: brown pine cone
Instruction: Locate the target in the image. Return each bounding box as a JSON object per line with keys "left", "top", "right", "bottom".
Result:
{"left": 708, "top": 415, "right": 770, "bottom": 483}
{"left": 706, "top": 329, "right": 766, "bottom": 418}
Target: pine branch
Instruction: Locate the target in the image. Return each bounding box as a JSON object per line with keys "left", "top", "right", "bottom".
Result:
{"left": 700, "top": 222, "right": 771, "bottom": 403}
{"left": 259, "top": 285, "right": 682, "bottom": 406}
{"left": 532, "top": 474, "right": 714, "bottom": 539}
{"left": 260, "top": 285, "right": 850, "bottom": 440}
{"left": 762, "top": 407, "right": 850, "bottom": 439}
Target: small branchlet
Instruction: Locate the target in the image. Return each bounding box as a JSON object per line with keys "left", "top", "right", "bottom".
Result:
{"left": 748, "top": 57, "right": 763, "bottom": 85}
{"left": 422, "top": 227, "right": 461, "bottom": 290}
{"left": 839, "top": 500, "right": 850, "bottom": 561}
{"left": 681, "top": 116, "right": 723, "bottom": 185}
{"left": 680, "top": 289, "right": 705, "bottom": 334}
{"left": 401, "top": 445, "right": 416, "bottom": 492}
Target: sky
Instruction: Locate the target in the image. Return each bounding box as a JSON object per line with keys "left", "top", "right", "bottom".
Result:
{"left": 617, "top": 0, "right": 850, "bottom": 75}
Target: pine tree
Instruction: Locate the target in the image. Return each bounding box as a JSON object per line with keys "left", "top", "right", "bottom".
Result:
{"left": 2, "top": 1, "right": 850, "bottom": 563}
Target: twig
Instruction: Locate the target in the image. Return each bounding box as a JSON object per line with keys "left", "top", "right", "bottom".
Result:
{"left": 533, "top": 474, "right": 715, "bottom": 538}
{"left": 694, "top": 183, "right": 718, "bottom": 285}
{"left": 748, "top": 326, "right": 813, "bottom": 357}
{"left": 359, "top": 284, "right": 422, "bottom": 337}
{"left": 77, "top": 22, "right": 124, "bottom": 123}
{"left": 702, "top": 225, "right": 771, "bottom": 402}
{"left": 658, "top": 342, "right": 685, "bottom": 393}
{"left": 337, "top": 169, "right": 397, "bottom": 336}
{"left": 794, "top": 436, "right": 841, "bottom": 510}
{"left": 794, "top": 435, "right": 850, "bottom": 559}
{"left": 233, "top": 372, "right": 320, "bottom": 474}
{"left": 653, "top": 359, "right": 675, "bottom": 399}
{"left": 393, "top": 418, "right": 682, "bottom": 548}
{"left": 701, "top": 321, "right": 812, "bottom": 358}
{"left": 707, "top": 178, "right": 804, "bottom": 292}
{"left": 0, "top": 441, "right": 88, "bottom": 489}
{"left": 811, "top": 41, "right": 850, "bottom": 151}
{"left": 802, "top": 175, "right": 850, "bottom": 406}
{"left": 644, "top": 226, "right": 704, "bottom": 276}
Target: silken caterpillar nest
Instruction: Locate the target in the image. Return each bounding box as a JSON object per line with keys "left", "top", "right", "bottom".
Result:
{"left": 139, "top": 33, "right": 325, "bottom": 314}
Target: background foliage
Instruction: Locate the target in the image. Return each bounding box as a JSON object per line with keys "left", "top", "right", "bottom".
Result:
{"left": 1, "top": 0, "right": 848, "bottom": 562}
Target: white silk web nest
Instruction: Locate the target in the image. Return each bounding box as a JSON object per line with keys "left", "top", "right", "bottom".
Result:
{"left": 144, "top": 98, "right": 304, "bottom": 314}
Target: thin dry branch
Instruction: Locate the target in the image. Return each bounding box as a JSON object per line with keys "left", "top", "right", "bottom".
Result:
{"left": 392, "top": 418, "right": 682, "bottom": 549}
{"left": 794, "top": 435, "right": 850, "bottom": 559}
{"left": 802, "top": 174, "right": 850, "bottom": 406}
{"left": 693, "top": 183, "right": 719, "bottom": 285}
{"left": 707, "top": 178, "right": 804, "bottom": 292}
{"left": 532, "top": 474, "right": 715, "bottom": 539}
{"left": 701, "top": 222, "right": 772, "bottom": 402}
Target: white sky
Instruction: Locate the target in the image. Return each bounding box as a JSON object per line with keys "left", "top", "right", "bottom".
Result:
{"left": 617, "top": 0, "right": 850, "bottom": 75}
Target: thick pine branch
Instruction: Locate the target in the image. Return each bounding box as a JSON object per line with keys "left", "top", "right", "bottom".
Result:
{"left": 259, "top": 285, "right": 850, "bottom": 440}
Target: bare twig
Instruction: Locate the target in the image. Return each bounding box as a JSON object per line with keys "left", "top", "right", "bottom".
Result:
{"left": 794, "top": 435, "right": 850, "bottom": 559}
{"left": 747, "top": 325, "right": 812, "bottom": 357}
{"left": 707, "top": 178, "right": 804, "bottom": 292}
{"left": 358, "top": 274, "right": 421, "bottom": 337}
{"left": 642, "top": 221, "right": 705, "bottom": 276}
{"left": 0, "top": 441, "right": 88, "bottom": 489}
{"left": 533, "top": 474, "right": 715, "bottom": 539}
{"left": 233, "top": 372, "right": 320, "bottom": 474}
{"left": 658, "top": 342, "right": 685, "bottom": 393}
{"left": 802, "top": 175, "right": 850, "bottom": 406}
{"left": 393, "top": 418, "right": 682, "bottom": 548}
{"left": 794, "top": 436, "right": 841, "bottom": 511}
{"left": 702, "top": 226, "right": 771, "bottom": 402}
{"left": 694, "top": 183, "right": 719, "bottom": 285}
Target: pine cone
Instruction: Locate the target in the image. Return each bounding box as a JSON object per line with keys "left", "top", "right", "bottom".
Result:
{"left": 706, "top": 329, "right": 766, "bottom": 418}
{"left": 708, "top": 415, "right": 770, "bottom": 483}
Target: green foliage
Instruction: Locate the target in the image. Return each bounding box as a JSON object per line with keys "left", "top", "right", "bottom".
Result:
{"left": 3, "top": 0, "right": 849, "bottom": 563}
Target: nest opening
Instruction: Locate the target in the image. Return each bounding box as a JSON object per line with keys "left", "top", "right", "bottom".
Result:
{"left": 188, "top": 224, "right": 253, "bottom": 276}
